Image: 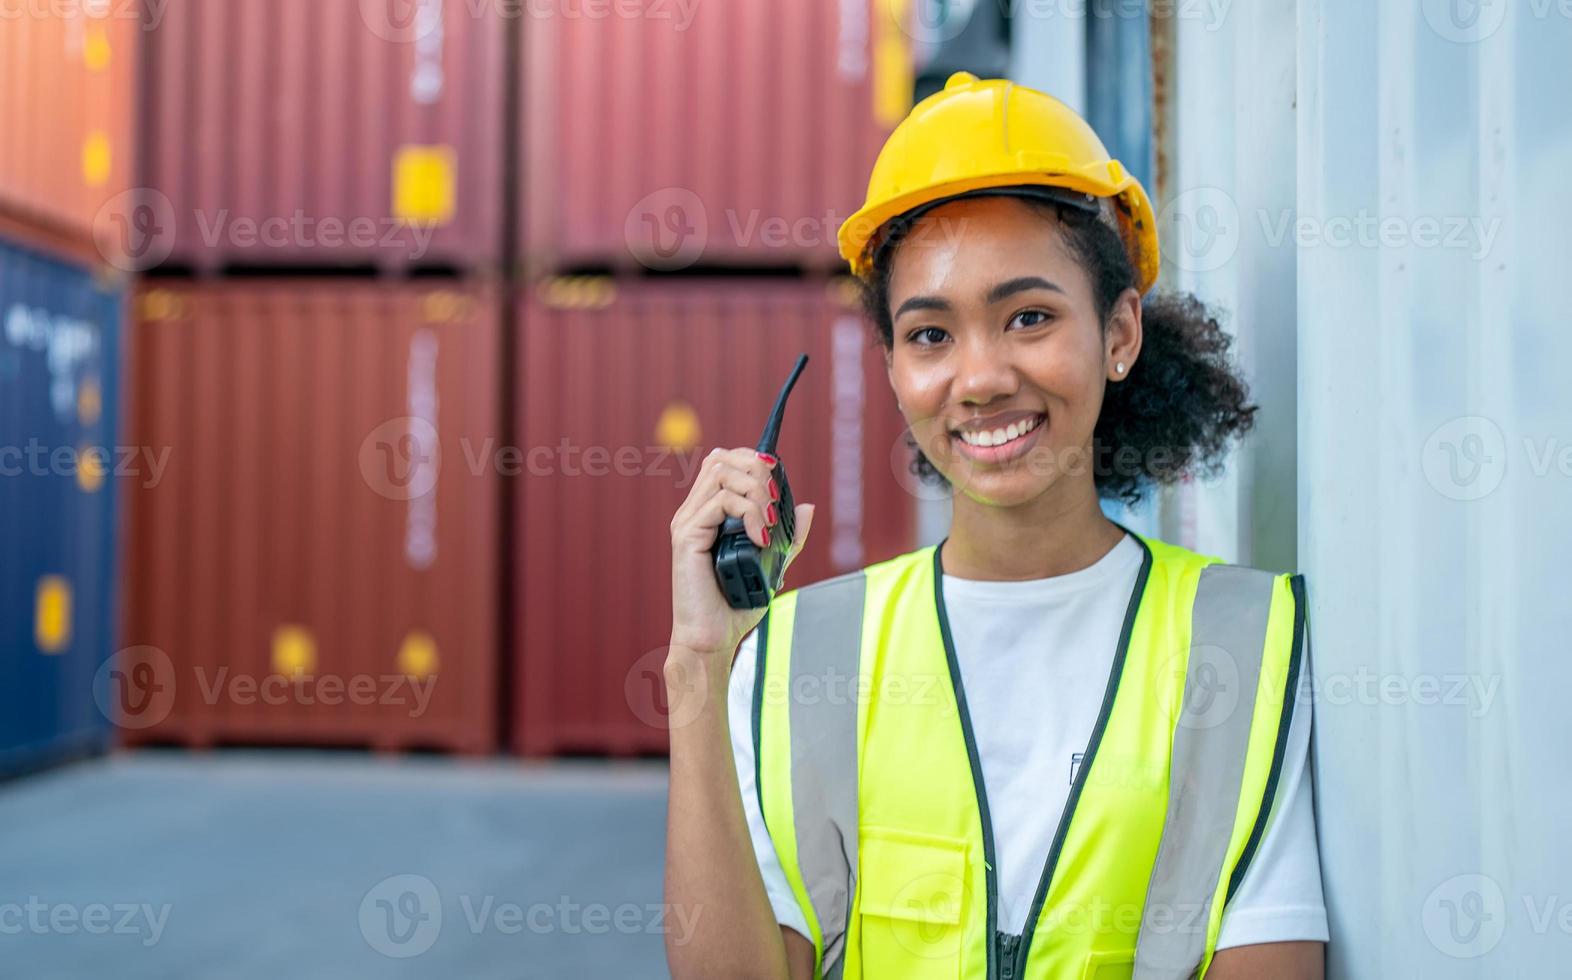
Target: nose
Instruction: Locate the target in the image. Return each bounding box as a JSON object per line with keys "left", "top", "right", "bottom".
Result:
{"left": 950, "top": 330, "right": 1018, "bottom": 406}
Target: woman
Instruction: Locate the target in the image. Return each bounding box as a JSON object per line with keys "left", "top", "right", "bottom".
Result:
{"left": 665, "top": 73, "right": 1325, "bottom": 980}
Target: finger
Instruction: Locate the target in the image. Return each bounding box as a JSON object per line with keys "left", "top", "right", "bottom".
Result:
{"left": 731, "top": 449, "right": 783, "bottom": 518}
{"left": 686, "top": 448, "right": 776, "bottom": 527}
{"left": 713, "top": 462, "right": 775, "bottom": 518}
{"left": 690, "top": 487, "right": 771, "bottom": 549}
{"left": 720, "top": 446, "right": 778, "bottom": 484}
{"left": 673, "top": 447, "right": 775, "bottom": 542}
{"left": 675, "top": 449, "right": 748, "bottom": 528}
{"left": 688, "top": 448, "right": 767, "bottom": 506}
{"left": 671, "top": 447, "right": 726, "bottom": 529}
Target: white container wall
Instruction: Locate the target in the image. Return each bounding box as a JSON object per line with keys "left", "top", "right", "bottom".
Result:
{"left": 1152, "top": 0, "right": 1300, "bottom": 569}
{"left": 1010, "top": 2, "right": 1086, "bottom": 115}
{"left": 1298, "top": 1, "right": 1572, "bottom": 976}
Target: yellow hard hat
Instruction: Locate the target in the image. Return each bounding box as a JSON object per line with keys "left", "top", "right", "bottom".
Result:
{"left": 838, "top": 71, "right": 1159, "bottom": 294}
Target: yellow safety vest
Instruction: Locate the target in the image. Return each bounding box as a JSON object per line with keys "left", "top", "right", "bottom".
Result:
{"left": 747, "top": 532, "right": 1306, "bottom": 980}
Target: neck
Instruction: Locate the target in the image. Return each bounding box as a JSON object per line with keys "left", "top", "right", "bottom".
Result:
{"left": 941, "top": 477, "right": 1125, "bottom": 581}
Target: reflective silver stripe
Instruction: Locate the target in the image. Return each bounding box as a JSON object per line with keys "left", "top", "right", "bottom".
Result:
{"left": 1133, "top": 564, "right": 1277, "bottom": 980}
{"left": 788, "top": 571, "right": 866, "bottom": 977}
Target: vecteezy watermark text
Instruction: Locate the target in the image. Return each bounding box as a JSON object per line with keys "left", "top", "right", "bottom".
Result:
{"left": 191, "top": 668, "right": 438, "bottom": 717}
{"left": 94, "top": 646, "right": 440, "bottom": 730}
{"left": 358, "top": 0, "right": 702, "bottom": 44}
{"left": 459, "top": 438, "right": 710, "bottom": 481}
{"left": 192, "top": 210, "right": 439, "bottom": 260}
{"left": 358, "top": 874, "right": 702, "bottom": 958}
{"left": 360, "top": 428, "right": 721, "bottom": 501}
{"left": 0, "top": 899, "right": 171, "bottom": 947}
{"left": 0, "top": 0, "right": 169, "bottom": 29}
{"left": 0, "top": 441, "right": 169, "bottom": 488}
{"left": 94, "top": 189, "right": 445, "bottom": 273}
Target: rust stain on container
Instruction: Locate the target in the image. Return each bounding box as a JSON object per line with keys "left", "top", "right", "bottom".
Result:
{"left": 520, "top": 0, "right": 898, "bottom": 275}
{"left": 122, "top": 281, "right": 501, "bottom": 753}
{"left": 143, "top": 0, "right": 505, "bottom": 272}
{"left": 512, "top": 278, "right": 915, "bottom": 757}
{"left": 0, "top": 7, "right": 137, "bottom": 248}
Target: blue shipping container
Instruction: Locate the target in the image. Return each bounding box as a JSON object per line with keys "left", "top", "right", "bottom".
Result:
{"left": 0, "top": 235, "right": 123, "bottom": 778}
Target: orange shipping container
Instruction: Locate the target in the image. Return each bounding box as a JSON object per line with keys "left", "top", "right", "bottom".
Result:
{"left": 121, "top": 281, "right": 501, "bottom": 753}
{"left": 0, "top": 4, "right": 137, "bottom": 255}
{"left": 513, "top": 277, "right": 916, "bottom": 756}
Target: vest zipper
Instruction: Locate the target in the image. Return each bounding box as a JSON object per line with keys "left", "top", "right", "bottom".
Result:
{"left": 997, "top": 931, "right": 1023, "bottom": 980}
{"left": 930, "top": 536, "right": 1155, "bottom": 980}
{"left": 1009, "top": 536, "right": 1154, "bottom": 974}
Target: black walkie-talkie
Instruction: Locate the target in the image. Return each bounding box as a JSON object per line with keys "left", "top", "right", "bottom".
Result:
{"left": 712, "top": 354, "right": 809, "bottom": 610}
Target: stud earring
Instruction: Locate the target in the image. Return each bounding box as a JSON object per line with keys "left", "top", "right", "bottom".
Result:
{"left": 1115, "top": 362, "right": 1126, "bottom": 375}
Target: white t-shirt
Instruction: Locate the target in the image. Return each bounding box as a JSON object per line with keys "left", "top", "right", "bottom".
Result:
{"left": 727, "top": 533, "right": 1328, "bottom": 952}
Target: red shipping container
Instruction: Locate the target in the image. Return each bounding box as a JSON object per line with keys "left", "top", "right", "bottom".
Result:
{"left": 513, "top": 277, "right": 916, "bottom": 756}
{"left": 121, "top": 281, "right": 501, "bottom": 753}
{"left": 520, "top": 0, "right": 913, "bottom": 276}
{"left": 141, "top": 0, "right": 505, "bottom": 272}
{"left": 0, "top": 4, "right": 137, "bottom": 255}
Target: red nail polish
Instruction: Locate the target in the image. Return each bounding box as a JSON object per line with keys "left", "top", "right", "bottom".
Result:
{"left": 757, "top": 452, "right": 778, "bottom": 467}
{"left": 761, "top": 527, "right": 772, "bottom": 547}
{"left": 767, "top": 503, "right": 778, "bottom": 526}
{"left": 768, "top": 478, "right": 779, "bottom": 501}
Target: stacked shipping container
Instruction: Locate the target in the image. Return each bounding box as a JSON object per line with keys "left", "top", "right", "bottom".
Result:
{"left": 111, "top": 0, "right": 914, "bottom": 756}
{"left": 0, "top": 6, "right": 137, "bottom": 261}
{"left": 508, "top": 0, "right": 915, "bottom": 754}
{"left": 513, "top": 278, "right": 913, "bottom": 755}
{"left": 519, "top": 0, "right": 911, "bottom": 275}
{"left": 0, "top": 8, "right": 134, "bottom": 777}
{"left": 121, "top": 283, "right": 500, "bottom": 753}
{"left": 0, "top": 240, "right": 123, "bottom": 776}
{"left": 118, "top": 0, "right": 510, "bottom": 751}
{"left": 140, "top": 0, "right": 507, "bottom": 273}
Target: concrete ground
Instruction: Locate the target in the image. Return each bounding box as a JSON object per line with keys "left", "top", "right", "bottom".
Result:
{"left": 0, "top": 751, "right": 674, "bottom": 979}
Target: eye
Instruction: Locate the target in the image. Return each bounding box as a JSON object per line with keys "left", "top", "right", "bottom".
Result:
{"left": 906, "top": 326, "right": 950, "bottom": 347}
{"left": 1008, "top": 309, "right": 1053, "bottom": 330}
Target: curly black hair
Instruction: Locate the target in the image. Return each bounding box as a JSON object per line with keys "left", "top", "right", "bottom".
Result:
{"left": 859, "top": 193, "right": 1257, "bottom": 506}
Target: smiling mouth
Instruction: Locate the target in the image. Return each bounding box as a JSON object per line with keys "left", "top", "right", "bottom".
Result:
{"left": 952, "top": 412, "right": 1045, "bottom": 448}
{"left": 947, "top": 412, "right": 1047, "bottom": 465}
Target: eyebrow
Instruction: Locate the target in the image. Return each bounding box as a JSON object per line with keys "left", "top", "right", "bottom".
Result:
{"left": 892, "top": 276, "right": 1065, "bottom": 320}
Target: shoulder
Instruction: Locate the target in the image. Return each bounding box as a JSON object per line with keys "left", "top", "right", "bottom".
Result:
{"left": 1135, "top": 533, "right": 1306, "bottom": 594}
{"left": 766, "top": 545, "right": 937, "bottom": 611}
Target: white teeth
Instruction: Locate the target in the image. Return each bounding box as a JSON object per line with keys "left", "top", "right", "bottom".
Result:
{"left": 958, "top": 415, "right": 1040, "bottom": 448}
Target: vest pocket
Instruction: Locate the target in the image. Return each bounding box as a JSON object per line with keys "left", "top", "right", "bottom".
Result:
{"left": 856, "top": 826, "right": 968, "bottom": 977}
{"left": 1079, "top": 947, "right": 1135, "bottom": 980}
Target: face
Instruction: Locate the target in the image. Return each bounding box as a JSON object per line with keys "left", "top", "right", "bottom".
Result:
{"left": 884, "top": 195, "right": 1141, "bottom": 508}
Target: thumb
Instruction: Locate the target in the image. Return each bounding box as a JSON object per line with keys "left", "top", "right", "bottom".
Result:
{"left": 783, "top": 503, "right": 815, "bottom": 573}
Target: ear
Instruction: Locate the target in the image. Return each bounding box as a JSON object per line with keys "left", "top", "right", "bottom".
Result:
{"left": 1105, "top": 287, "right": 1143, "bottom": 381}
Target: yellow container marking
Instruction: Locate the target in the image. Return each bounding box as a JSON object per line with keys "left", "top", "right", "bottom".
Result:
{"left": 76, "top": 445, "right": 106, "bottom": 493}
{"left": 393, "top": 145, "right": 457, "bottom": 225}
{"left": 78, "top": 377, "right": 103, "bottom": 426}
{"left": 874, "top": 0, "right": 914, "bottom": 128}
{"left": 82, "top": 130, "right": 112, "bottom": 188}
{"left": 84, "top": 28, "right": 112, "bottom": 73}
{"left": 272, "top": 625, "right": 317, "bottom": 679}
{"left": 655, "top": 401, "right": 702, "bottom": 453}
{"left": 397, "top": 631, "right": 439, "bottom": 680}
{"left": 36, "top": 577, "right": 72, "bottom": 653}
